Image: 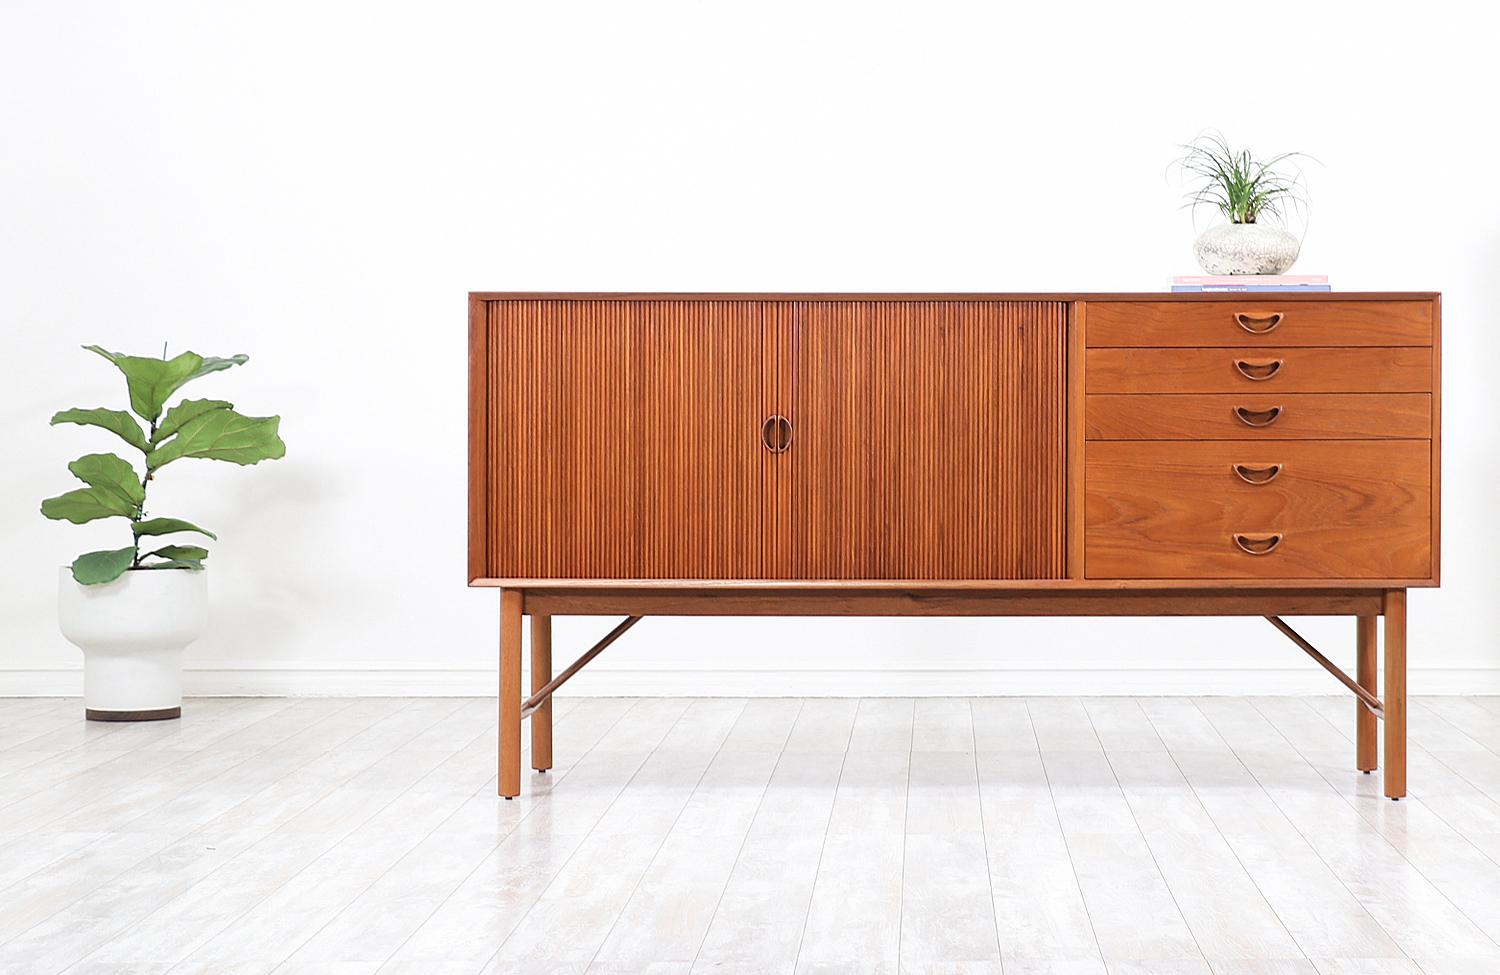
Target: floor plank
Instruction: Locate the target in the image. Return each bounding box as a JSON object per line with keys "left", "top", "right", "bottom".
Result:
{"left": 1030, "top": 697, "right": 1205, "bottom": 968}
{"left": 1147, "top": 698, "right": 1405, "bottom": 964}
{"left": 481, "top": 699, "right": 749, "bottom": 972}
{"left": 63, "top": 699, "right": 467, "bottom": 973}
{"left": 693, "top": 700, "right": 854, "bottom": 973}
{"left": 1203, "top": 696, "right": 1500, "bottom": 972}
{"left": 380, "top": 699, "right": 692, "bottom": 972}
{"left": 795, "top": 698, "right": 914, "bottom": 974}
{"left": 895, "top": 699, "right": 1003, "bottom": 970}
{"left": 589, "top": 699, "right": 797, "bottom": 970}
{"left": 1252, "top": 697, "right": 1500, "bottom": 963}
{"left": 0, "top": 695, "right": 1488, "bottom": 975}
{"left": 973, "top": 699, "right": 1104, "bottom": 973}
{"left": 1087, "top": 698, "right": 1304, "bottom": 966}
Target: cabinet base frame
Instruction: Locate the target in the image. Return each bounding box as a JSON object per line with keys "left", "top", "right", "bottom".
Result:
{"left": 1265, "top": 615, "right": 1383, "bottom": 717}
{"left": 521, "top": 615, "right": 640, "bottom": 720}
{"left": 495, "top": 586, "right": 1408, "bottom": 801}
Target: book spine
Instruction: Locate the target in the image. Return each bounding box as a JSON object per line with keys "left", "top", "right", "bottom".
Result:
{"left": 1170, "top": 283, "right": 1338, "bottom": 291}
{"left": 1173, "top": 275, "right": 1328, "bottom": 286}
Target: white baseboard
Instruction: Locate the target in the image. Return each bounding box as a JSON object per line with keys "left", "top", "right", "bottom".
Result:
{"left": 3, "top": 666, "right": 1498, "bottom": 697}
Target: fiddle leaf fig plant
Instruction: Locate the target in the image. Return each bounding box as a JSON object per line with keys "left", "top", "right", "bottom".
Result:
{"left": 42, "top": 346, "right": 285, "bottom": 585}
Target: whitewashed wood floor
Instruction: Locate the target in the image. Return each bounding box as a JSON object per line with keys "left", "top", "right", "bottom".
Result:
{"left": 2, "top": 697, "right": 1500, "bottom": 975}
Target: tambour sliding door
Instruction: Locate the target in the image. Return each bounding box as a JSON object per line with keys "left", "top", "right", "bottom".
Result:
{"left": 476, "top": 297, "right": 1068, "bottom": 582}
{"left": 786, "top": 300, "right": 1069, "bottom": 580}
{"left": 483, "top": 299, "right": 774, "bottom": 579}
{"left": 638, "top": 301, "right": 776, "bottom": 578}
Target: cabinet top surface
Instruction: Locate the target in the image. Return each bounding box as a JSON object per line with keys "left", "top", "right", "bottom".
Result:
{"left": 471, "top": 291, "right": 1440, "bottom": 302}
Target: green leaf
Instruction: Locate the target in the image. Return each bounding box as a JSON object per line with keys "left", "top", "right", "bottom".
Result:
{"left": 70, "top": 547, "right": 136, "bottom": 585}
{"left": 143, "top": 544, "right": 209, "bottom": 562}
{"left": 146, "top": 409, "right": 285, "bottom": 470}
{"left": 85, "top": 346, "right": 204, "bottom": 423}
{"left": 50, "top": 407, "right": 149, "bottom": 453}
{"left": 132, "top": 517, "right": 217, "bottom": 540}
{"left": 83, "top": 346, "right": 249, "bottom": 423}
{"left": 41, "top": 488, "right": 134, "bottom": 524}
{"left": 134, "top": 558, "right": 204, "bottom": 571}
{"left": 151, "top": 399, "right": 232, "bottom": 446}
{"left": 68, "top": 453, "right": 144, "bottom": 503}
{"left": 40, "top": 453, "right": 144, "bottom": 524}
{"left": 192, "top": 354, "right": 249, "bottom": 379}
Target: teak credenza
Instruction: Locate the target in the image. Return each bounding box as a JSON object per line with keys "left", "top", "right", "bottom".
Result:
{"left": 468, "top": 292, "right": 1440, "bottom": 800}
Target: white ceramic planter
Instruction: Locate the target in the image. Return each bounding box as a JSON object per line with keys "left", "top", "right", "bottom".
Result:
{"left": 1194, "top": 223, "right": 1301, "bottom": 275}
{"left": 57, "top": 566, "right": 208, "bottom": 721}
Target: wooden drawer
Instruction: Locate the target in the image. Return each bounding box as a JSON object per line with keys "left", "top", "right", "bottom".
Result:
{"left": 1087, "top": 347, "right": 1432, "bottom": 394}
{"left": 1085, "top": 393, "right": 1432, "bottom": 441}
{"left": 1085, "top": 441, "right": 1431, "bottom": 579}
{"left": 1086, "top": 300, "right": 1432, "bottom": 348}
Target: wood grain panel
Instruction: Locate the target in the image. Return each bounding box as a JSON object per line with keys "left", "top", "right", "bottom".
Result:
{"left": 1085, "top": 393, "right": 1432, "bottom": 441}
{"left": 481, "top": 299, "right": 772, "bottom": 579}
{"left": 1086, "top": 300, "right": 1432, "bottom": 348}
{"left": 469, "top": 292, "right": 1441, "bottom": 589}
{"left": 522, "top": 587, "right": 1385, "bottom": 617}
{"left": 557, "top": 299, "right": 637, "bottom": 577}
{"left": 788, "top": 301, "right": 1068, "bottom": 579}
{"left": 475, "top": 291, "right": 1440, "bottom": 303}
{"left": 1086, "top": 347, "right": 1433, "bottom": 393}
{"left": 467, "top": 296, "right": 490, "bottom": 583}
{"left": 640, "top": 300, "right": 772, "bottom": 578}
{"left": 1086, "top": 440, "right": 1430, "bottom": 579}
{"left": 1068, "top": 302, "right": 1086, "bottom": 578}
{"left": 489, "top": 299, "right": 558, "bottom": 579}
{"left": 1431, "top": 295, "right": 1442, "bottom": 584}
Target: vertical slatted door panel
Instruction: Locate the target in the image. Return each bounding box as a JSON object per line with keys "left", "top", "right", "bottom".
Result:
{"left": 768, "top": 300, "right": 795, "bottom": 577}
{"left": 788, "top": 300, "right": 1068, "bottom": 580}
{"left": 467, "top": 297, "right": 489, "bottom": 582}
{"left": 488, "top": 300, "right": 563, "bottom": 578}
{"left": 640, "top": 300, "right": 773, "bottom": 578}
{"left": 557, "top": 300, "right": 644, "bottom": 577}
{"left": 484, "top": 299, "right": 772, "bottom": 579}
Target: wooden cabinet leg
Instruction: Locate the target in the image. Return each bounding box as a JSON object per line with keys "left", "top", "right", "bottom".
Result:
{"left": 531, "top": 614, "right": 553, "bottom": 772}
{"left": 1356, "top": 615, "right": 1378, "bottom": 772}
{"left": 1383, "top": 589, "right": 1407, "bottom": 800}
{"left": 499, "top": 589, "right": 523, "bottom": 799}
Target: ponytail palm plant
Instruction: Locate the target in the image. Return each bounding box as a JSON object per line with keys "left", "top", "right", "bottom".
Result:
{"left": 42, "top": 346, "right": 286, "bottom": 585}
{"left": 1176, "top": 133, "right": 1309, "bottom": 226}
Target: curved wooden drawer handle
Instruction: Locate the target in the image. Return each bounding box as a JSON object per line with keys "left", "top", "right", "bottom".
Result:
{"left": 1234, "top": 405, "right": 1283, "bottom": 427}
{"left": 1233, "top": 532, "right": 1283, "bottom": 555}
{"left": 761, "top": 415, "right": 792, "bottom": 453}
{"left": 1232, "top": 463, "right": 1283, "bottom": 484}
{"left": 1235, "top": 312, "right": 1283, "bottom": 334}
{"left": 1234, "top": 358, "right": 1284, "bottom": 381}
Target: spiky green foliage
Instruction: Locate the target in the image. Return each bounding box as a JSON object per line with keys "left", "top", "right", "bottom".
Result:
{"left": 42, "top": 345, "right": 285, "bottom": 584}
{"left": 1175, "top": 133, "right": 1309, "bottom": 226}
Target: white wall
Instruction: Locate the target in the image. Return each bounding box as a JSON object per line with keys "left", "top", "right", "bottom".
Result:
{"left": 3, "top": 1, "right": 1497, "bottom": 696}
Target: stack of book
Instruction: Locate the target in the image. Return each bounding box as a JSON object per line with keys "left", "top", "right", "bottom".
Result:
{"left": 1171, "top": 274, "right": 1329, "bottom": 293}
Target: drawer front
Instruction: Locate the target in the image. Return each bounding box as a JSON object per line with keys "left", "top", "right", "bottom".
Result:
{"left": 1087, "top": 300, "right": 1432, "bottom": 348}
{"left": 1085, "top": 393, "right": 1432, "bottom": 441}
{"left": 1086, "top": 441, "right": 1431, "bottom": 579}
{"left": 1087, "top": 347, "right": 1432, "bottom": 394}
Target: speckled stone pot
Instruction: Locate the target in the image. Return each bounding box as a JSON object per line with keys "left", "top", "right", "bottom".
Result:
{"left": 1193, "top": 224, "right": 1301, "bottom": 275}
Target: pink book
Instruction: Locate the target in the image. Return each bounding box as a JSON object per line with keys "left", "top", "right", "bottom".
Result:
{"left": 1173, "top": 274, "right": 1328, "bottom": 286}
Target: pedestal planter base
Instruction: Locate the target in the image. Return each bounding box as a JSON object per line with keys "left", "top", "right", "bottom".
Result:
{"left": 86, "top": 707, "right": 182, "bottom": 722}
{"left": 58, "top": 566, "right": 207, "bottom": 720}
